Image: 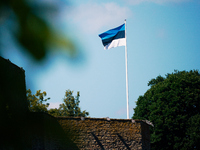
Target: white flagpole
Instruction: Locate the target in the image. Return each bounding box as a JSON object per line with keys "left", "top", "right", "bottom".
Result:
{"left": 125, "top": 19, "right": 129, "bottom": 119}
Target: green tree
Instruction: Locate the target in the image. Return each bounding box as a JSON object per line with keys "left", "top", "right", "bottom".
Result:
{"left": 26, "top": 89, "right": 50, "bottom": 112}
{"left": 49, "top": 90, "right": 89, "bottom": 117}
{"left": 48, "top": 108, "right": 62, "bottom": 117}
{"left": 133, "top": 70, "right": 200, "bottom": 150}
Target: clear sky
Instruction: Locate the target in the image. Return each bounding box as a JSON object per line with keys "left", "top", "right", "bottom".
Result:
{"left": 2, "top": 0, "right": 200, "bottom": 119}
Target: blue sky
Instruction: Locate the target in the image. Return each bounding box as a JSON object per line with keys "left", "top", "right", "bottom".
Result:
{"left": 2, "top": 0, "right": 200, "bottom": 119}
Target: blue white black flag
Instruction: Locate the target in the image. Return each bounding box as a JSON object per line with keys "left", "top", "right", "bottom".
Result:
{"left": 99, "top": 23, "right": 126, "bottom": 50}
{"left": 99, "top": 24, "right": 126, "bottom": 49}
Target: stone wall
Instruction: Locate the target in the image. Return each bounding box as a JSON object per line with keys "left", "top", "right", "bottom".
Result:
{"left": 0, "top": 56, "right": 151, "bottom": 150}
{"left": 0, "top": 56, "right": 78, "bottom": 150}
{"left": 0, "top": 56, "right": 29, "bottom": 118}
{"left": 57, "top": 117, "right": 151, "bottom": 150}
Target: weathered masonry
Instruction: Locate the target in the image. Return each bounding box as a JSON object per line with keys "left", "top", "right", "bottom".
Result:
{"left": 57, "top": 117, "right": 151, "bottom": 150}
{"left": 0, "top": 56, "right": 151, "bottom": 150}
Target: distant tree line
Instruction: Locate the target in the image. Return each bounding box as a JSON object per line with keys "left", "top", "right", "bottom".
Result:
{"left": 26, "top": 89, "right": 89, "bottom": 117}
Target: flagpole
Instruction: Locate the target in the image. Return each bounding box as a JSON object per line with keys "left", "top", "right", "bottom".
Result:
{"left": 125, "top": 19, "right": 129, "bottom": 119}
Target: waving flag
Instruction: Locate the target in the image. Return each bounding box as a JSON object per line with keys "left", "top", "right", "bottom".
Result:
{"left": 99, "top": 23, "right": 126, "bottom": 50}
{"left": 98, "top": 21, "right": 130, "bottom": 119}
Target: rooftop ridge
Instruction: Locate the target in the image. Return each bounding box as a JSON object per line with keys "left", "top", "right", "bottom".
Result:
{"left": 55, "top": 116, "right": 154, "bottom": 126}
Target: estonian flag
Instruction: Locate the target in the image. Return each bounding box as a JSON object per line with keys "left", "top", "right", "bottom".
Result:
{"left": 99, "top": 23, "right": 126, "bottom": 50}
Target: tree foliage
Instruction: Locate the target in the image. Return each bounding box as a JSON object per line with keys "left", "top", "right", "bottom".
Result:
{"left": 26, "top": 89, "right": 50, "bottom": 113}
{"left": 133, "top": 70, "right": 200, "bottom": 150}
{"left": 27, "top": 89, "right": 89, "bottom": 117}
{"left": 49, "top": 90, "right": 89, "bottom": 117}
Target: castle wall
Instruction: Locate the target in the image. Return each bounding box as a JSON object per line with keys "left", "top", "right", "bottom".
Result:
{"left": 57, "top": 117, "right": 151, "bottom": 150}
{"left": 0, "top": 57, "right": 29, "bottom": 119}
{"left": 0, "top": 56, "right": 151, "bottom": 150}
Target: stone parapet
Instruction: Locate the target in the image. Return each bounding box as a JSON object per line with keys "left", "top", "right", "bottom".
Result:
{"left": 57, "top": 117, "right": 151, "bottom": 150}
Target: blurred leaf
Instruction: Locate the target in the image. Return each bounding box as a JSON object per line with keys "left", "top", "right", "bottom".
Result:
{"left": 0, "top": 0, "right": 76, "bottom": 61}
